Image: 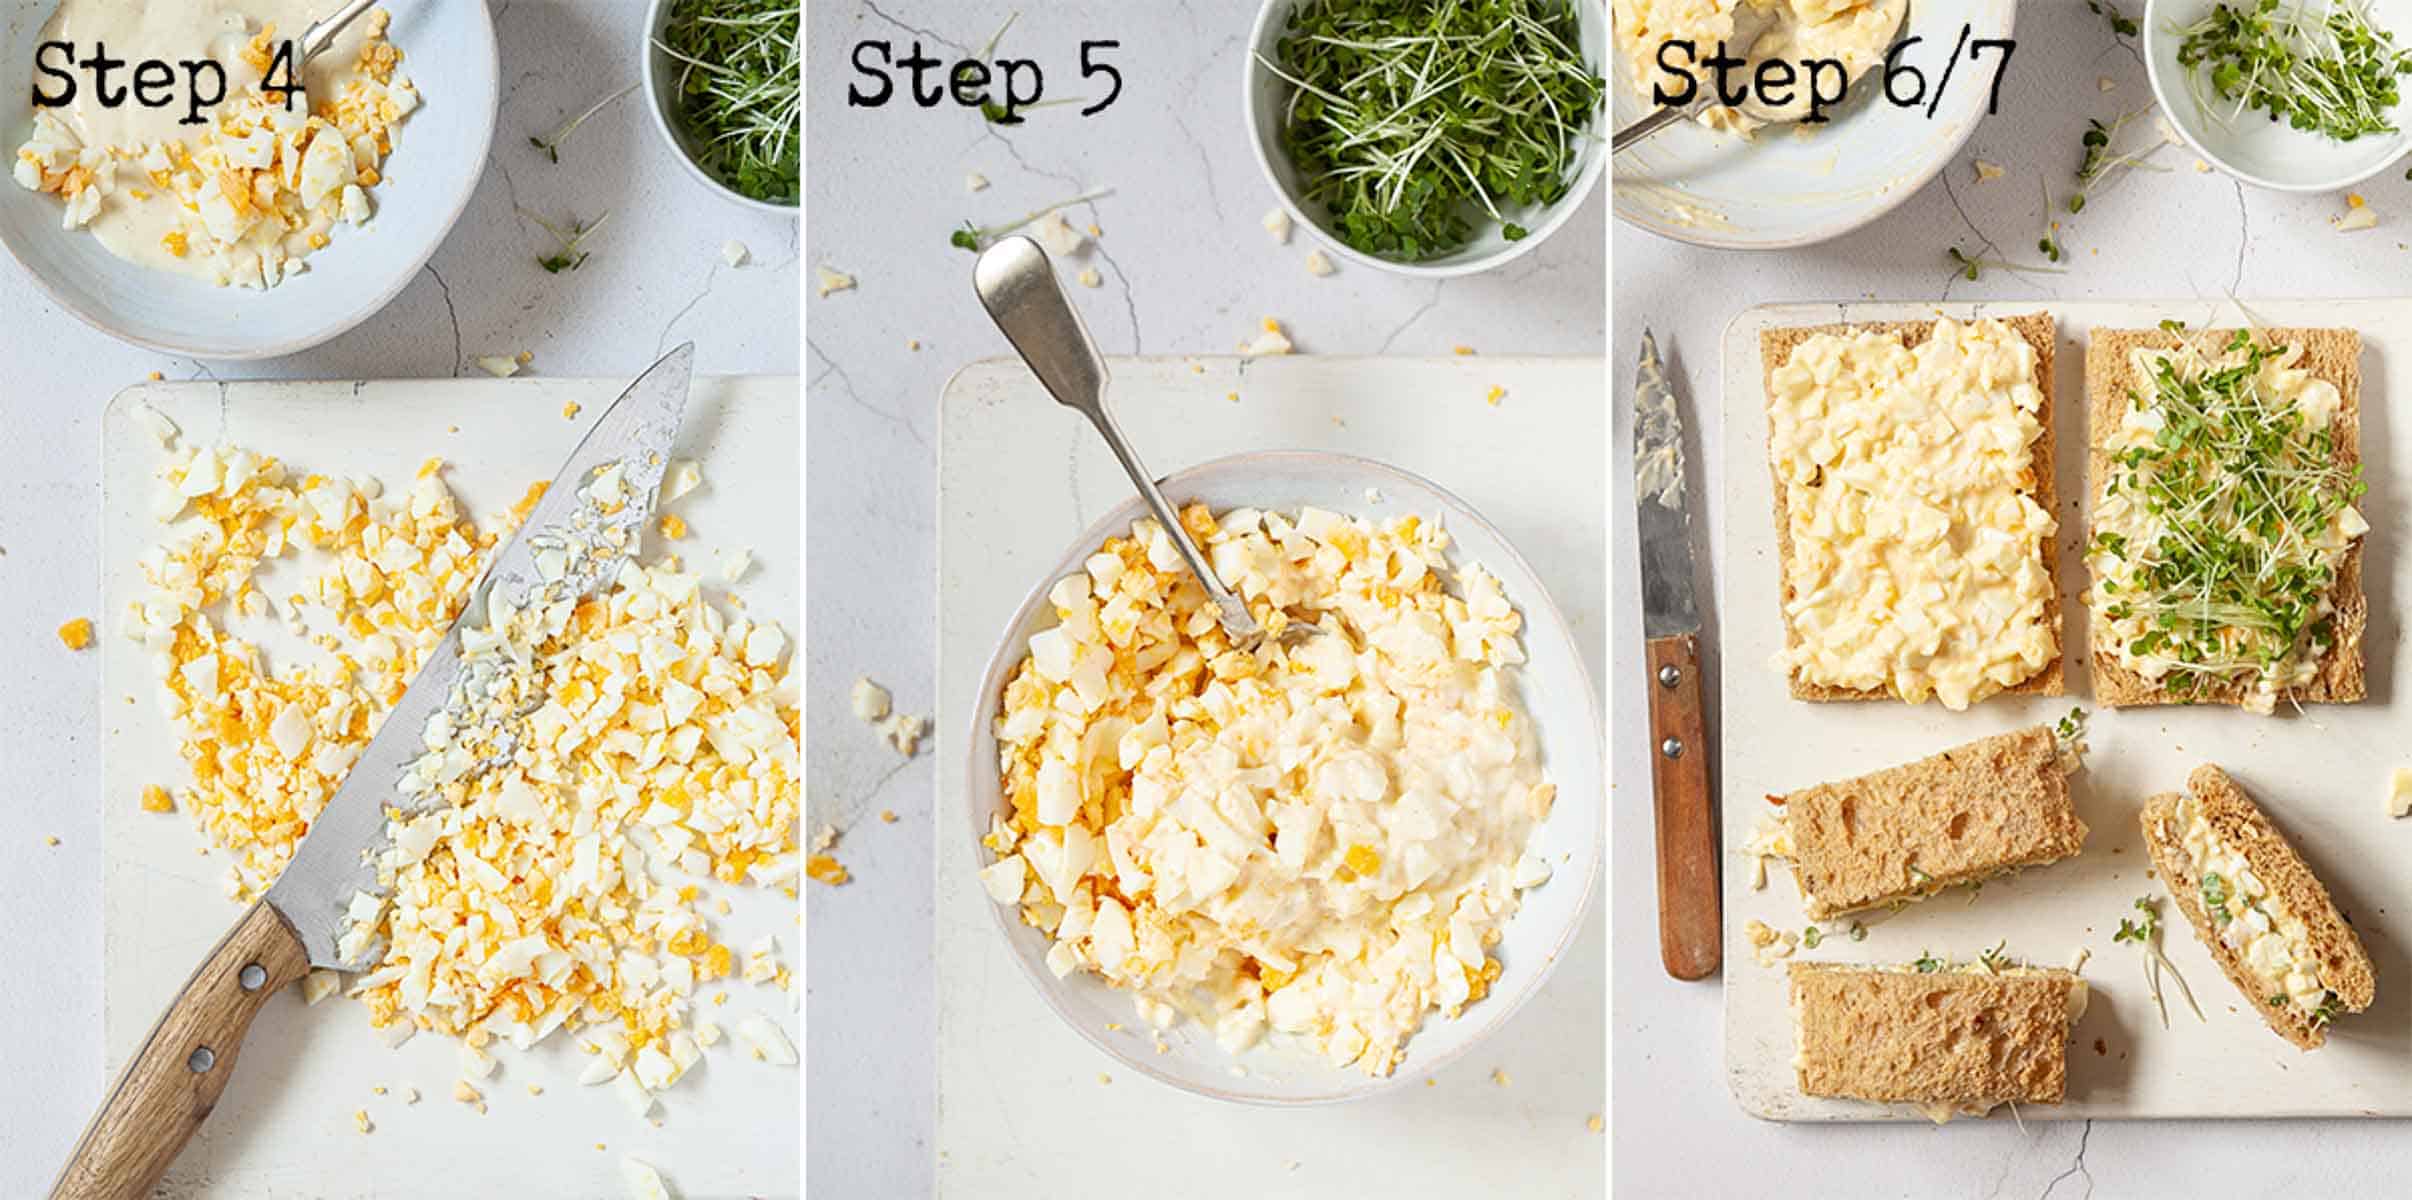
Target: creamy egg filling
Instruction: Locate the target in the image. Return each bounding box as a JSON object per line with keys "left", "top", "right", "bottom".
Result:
{"left": 1765, "top": 317, "right": 2057, "bottom": 708}
{"left": 2170, "top": 791, "right": 2336, "bottom": 1020}
{"left": 14, "top": 2, "right": 418, "bottom": 288}
{"left": 1612, "top": 0, "right": 1905, "bottom": 131}
{"left": 983, "top": 504, "right": 1555, "bottom": 1078}
{"left": 2087, "top": 336, "right": 2365, "bottom": 714}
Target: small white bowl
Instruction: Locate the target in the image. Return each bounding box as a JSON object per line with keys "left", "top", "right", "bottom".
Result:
{"left": 0, "top": 3, "right": 496, "bottom": 359}
{"left": 1243, "top": 0, "right": 1606, "bottom": 277}
{"left": 643, "top": 0, "right": 795, "bottom": 213}
{"left": 962, "top": 450, "right": 1604, "bottom": 1104}
{"left": 2145, "top": 0, "right": 2412, "bottom": 192}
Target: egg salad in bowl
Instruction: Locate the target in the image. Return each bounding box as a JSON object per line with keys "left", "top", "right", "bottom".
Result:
{"left": 0, "top": 1, "right": 497, "bottom": 356}
{"left": 966, "top": 452, "right": 1601, "bottom": 1102}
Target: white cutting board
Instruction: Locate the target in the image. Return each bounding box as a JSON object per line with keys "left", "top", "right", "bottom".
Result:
{"left": 1719, "top": 299, "right": 2412, "bottom": 1121}
{"left": 99, "top": 377, "right": 799, "bottom": 1198}
{"left": 935, "top": 356, "right": 1608, "bottom": 1197}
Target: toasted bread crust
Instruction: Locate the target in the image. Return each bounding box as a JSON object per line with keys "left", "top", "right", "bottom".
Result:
{"left": 2084, "top": 328, "right": 2366, "bottom": 708}
{"left": 1790, "top": 962, "right": 2078, "bottom": 1105}
{"left": 2139, "top": 765, "right": 2376, "bottom": 1050}
{"left": 1781, "top": 726, "right": 2086, "bottom": 919}
{"left": 1759, "top": 313, "right": 2063, "bottom": 703}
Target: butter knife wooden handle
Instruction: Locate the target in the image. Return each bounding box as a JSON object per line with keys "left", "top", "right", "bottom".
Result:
{"left": 52, "top": 900, "right": 310, "bottom": 1200}
{"left": 1646, "top": 632, "right": 1721, "bottom": 981}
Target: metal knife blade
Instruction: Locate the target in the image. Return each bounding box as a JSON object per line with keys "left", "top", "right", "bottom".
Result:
{"left": 1634, "top": 328, "right": 1701, "bottom": 638}
{"left": 265, "top": 343, "right": 695, "bottom": 967}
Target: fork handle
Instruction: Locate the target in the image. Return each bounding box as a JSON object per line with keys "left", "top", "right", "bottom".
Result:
{"left": 972, "top": 235, "right": 1258, "bottom": 637}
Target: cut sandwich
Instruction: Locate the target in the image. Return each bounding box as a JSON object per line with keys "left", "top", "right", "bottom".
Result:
{"left": 2140, "top": 765, "right": 2375, "bottom": 1049}
{"left": 1761, "top": 313, "right": 2062, "bottom": 709}
{"left": 1749, "top": 725, "right": 2087, "bottom": 919}
{"left": 1790, "top": 960, "right": 2086, "bottom": 1121}
{"left": 2085, "top": 326, "right": 2367, "bottom": 712}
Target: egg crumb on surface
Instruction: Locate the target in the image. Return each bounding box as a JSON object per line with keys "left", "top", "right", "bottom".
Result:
{"left": 124, "top": 433, "right": 798, "bottom": 1109}
{"left": 562, "top": 401, "right": 583, "bottom": 420}
{"left": 984, "top": 502, "right": 1553, "bottom": 1077}
{"left": 806, "top": 854, "right": 850, "bottom": 886}
{"left": 1588, "top": 1113, "right": 1604, "bottom": 1133}
{"left": 353, "top": 1109, "right": 372, "bottom": 1134}
{"left": 140, "top": 784, "right": 176, "bottom": 813}
{"left": 1491, "top": 1067, "right": 1510, "bottom": 1087}
{"left": 1484, "top": 385, "right": 1505, "bottom": 406}
{"left": 474, "top": 356, "right": 522, "bottom": 378}
{"left": 57, "top": 617, "right": 94, "bottom": 649}
{"left": 658, "top": 513, "right": 688, "bottom": 540}
{"left": 13, "top": 9, "right": 419, "bottom": 288}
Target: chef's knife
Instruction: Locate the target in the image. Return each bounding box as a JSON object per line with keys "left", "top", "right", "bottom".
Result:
{"left": 1633, "top": 329, "right": 1720, "bottom": 982}
{"left": 50, "top": 344, "right": 696, "bottom": 1200}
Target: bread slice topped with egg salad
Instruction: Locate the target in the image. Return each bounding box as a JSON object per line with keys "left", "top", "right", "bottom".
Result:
{"left": 2140, "top": 765, "right": 2375, "bottom": 1050}
{"left": 1745, "top": 723, "right": 2087, "bottom": 919}
{"left": 1790, "top": 959, "right": 2086, "bottom": 1122}
{"left": 2085, "top": 326, "right": 2367, "bottom": 712}
{"left": 1760, "top": 314, "right": 2062, "bottom": 709}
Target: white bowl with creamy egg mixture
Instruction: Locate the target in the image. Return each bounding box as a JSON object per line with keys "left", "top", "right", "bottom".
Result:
{"left": 1611, "top": 0, "right": 2015, "bottom": 249}
{"left": 0, "top": 0, "right": 495, "bottom": 358}
{"left": 963, "top": 450, "right": 1603, "bottom": 1104}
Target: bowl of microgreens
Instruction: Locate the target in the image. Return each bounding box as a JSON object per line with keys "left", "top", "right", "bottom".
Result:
{"left": 2147, "top": 0, "right": 2412, "bottom": 191}
{"left": 644, "top": 0, "right": 801, "bottom": 211}
{"left": 1246, "top": 0, "right": 1606, "bottom": 276}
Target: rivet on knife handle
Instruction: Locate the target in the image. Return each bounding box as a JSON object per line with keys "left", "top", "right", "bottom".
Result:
{"left": 50, "top": 901, "right": 310, "bottom": 1200}
{"left": 1647, "top": 632, "right": 1720, "bottom": 981}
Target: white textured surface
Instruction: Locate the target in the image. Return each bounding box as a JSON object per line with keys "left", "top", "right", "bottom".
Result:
{"left": 1613, "top": 12, "right": 2412, "bottom": 1195}
{"left": 935, "top": 357, "right": 1604, "bottom": 1195}
{"left": 0, "top": 2, "right": 798, "bottom": 1195}
{"left": 1720, "top": 298, "right": 2412, "bottom": 1121}
{"left": 804, "top": 2, "right": 1604, "bottom": 1192}
{"left": 100, "top": 378, "right": 798, "bottom": 1198}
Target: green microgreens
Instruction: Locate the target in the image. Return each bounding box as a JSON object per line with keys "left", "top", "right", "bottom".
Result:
{"left": 948, "top": 188, "right": 1116, "bottom": 252}
{"left": 526, "top": 209, "right": 610, "bottom": 273}
{"left": 530, "top": 83, "right": 637, "bottom": 164}
{"left": 2091, "top": 0, "right": 2142, "bottom": 38}
{"left": 2114, "top": 895, "right": 2206, "bottom": 1028}
{"left": 2175, "top": 0, "right": 2412, "bottom": 143}
{"left": 1257, "top": 0, "right": 1603, "bottom": 262}
{"left": 1945, "top": 245, "right": 2065, "bottom": 281}
{"left": 2311, "top": 992, "right": 2343, "bottom": 1025}
{"left": 2088, "top": 327, "right": 2366, "bottom": 698}
{"left": 2202, "top": 870, "right": 2234, "bottom": 922}
{"left": 1977, "top": 940, "right": 2013, "bottom": 972}
{"left": 1802, "top": 925, "right": 1823, "bottom": 949}
{"left": 1848, "top": 921, "right": 1867, "bottom": 942}
{"left": 1911, "top": 952, "right": 1943, "bottom": 974}
{"left": 2038, "top": 182, "right": 2065, "bottom": 262}
{"left": 654, "top": 0, "right": 801, "bottom": 205}
{"left": 2071, "top": 106, "right": 2172, "bottom": 214}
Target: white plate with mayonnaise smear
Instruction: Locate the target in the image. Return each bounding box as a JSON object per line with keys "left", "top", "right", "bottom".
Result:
{"left": 0, "top": 0, "right": 494, "bottom": 358}
{"left": 963, "top": 449, "right": 1603, "bottom": 1105}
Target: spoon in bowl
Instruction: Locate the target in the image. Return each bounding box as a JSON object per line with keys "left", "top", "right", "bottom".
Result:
{"left": 973, "top": 235, "right": 1311, "bottom": 650}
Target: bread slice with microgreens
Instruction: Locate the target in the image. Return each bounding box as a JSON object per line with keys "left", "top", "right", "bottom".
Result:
{"left": 1772, "top": 725, "right": 2086, "bottom": 919}
{"left": 1759, "top": 313, "right": 2064, "bottom": 703}
{"left": 2140, "top": 765, "right": 2375, "bottom": 1050}
{"left": 2084, "top": 326, "right": 2366, "bottom": 709}
{"left": 1790, "top": 961, "right": 2083, "bottom": 1113}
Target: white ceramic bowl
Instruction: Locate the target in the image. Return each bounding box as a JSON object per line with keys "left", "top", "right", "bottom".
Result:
{"left": 1243, "top": 0, "right": 1607, "bottom": 277}
{"left": 2145, "top": 0, "right": 2412, "bottom": 191}
{"left": 1612, "top": 0, "right": 2015, "bottom": 249}
{"left": 963, "top": 450, "right": 1604, "bottom": 1104}
{"left": 0, "top": 2, "right": 496, "bottom": 359}
{"left": 643, "top": 0, "right": 794, "bottom": 213}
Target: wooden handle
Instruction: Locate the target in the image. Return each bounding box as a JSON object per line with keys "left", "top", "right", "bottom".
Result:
{"left": 1646, "top": 633, "right": 1721, "bottom": 981}
{"left": 52, "top": 900, "right": 310, "bottom": 1200}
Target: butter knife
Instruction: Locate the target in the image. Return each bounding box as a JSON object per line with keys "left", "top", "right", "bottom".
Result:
{"left": 1633, "top": 330, "right": 1720, "bottom": 981}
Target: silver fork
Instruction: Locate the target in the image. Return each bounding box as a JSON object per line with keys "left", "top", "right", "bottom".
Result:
{"left": 973, "top": 235, "right": 1312, "bottom": 649}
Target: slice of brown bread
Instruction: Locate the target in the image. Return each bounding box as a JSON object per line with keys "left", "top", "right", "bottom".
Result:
{"left": 1790, "top": 962, "right": 2081, "bottom": 1107}
{"left": 2084, "top": 328, "right": 2365, "bottom": 708}
{"left": 1779, "top": 725, "right": 2085, "bottom": 919}
{"left": 2139, "top": 765, "right": 2376, "bottom": 1050}
{"left": 1759, "top": 314, "right": 2063, "bottom": 703}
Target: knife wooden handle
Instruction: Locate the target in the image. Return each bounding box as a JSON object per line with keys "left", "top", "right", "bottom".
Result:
{"left": 52, "top": 900, "right": 310, "bottom": 1200}
{"left": 1646, "top": 633, "right": 1721, "bottom": 981}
